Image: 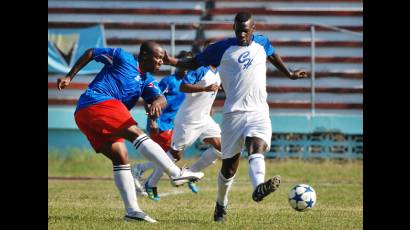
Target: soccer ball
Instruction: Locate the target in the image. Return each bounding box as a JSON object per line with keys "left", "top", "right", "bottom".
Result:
{"left": 288, "top": 184, "right": 317, "bottom": 211}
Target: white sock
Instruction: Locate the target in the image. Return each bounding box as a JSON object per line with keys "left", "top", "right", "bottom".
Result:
{"left": 248, "top": 153, "right": 266, "bottom": 189}
{"left": 216, "top": 171, "right": 234, "bottom": 207}
{"left": 138, "top": 161, "right": 156, "bottom": 171}
{"left": 190, "top": 147, "right": 220, "bottom": 172}
{"left": 133, "top": 134, "right": 180, "bottom": 177}
{"left": 147, "top": 151, "right": 176, "bottom": 187}
{"left": 113, "top": 165, "right": 142, "bottom": 214}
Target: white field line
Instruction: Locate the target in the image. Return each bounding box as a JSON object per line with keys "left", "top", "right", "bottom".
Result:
{"left": 158, "top": 190, "right": 186, "bottom": 197}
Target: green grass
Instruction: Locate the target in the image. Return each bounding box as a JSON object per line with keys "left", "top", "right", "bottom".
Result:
{"left": 48, "top": 150, "right": 363, "bottom": 229}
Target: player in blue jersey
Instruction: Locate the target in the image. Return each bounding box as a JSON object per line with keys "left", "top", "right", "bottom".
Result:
{"left": 164, "top": 12, "right": 308, "bottom": 222}
{"left": 137, "top": 63, "right": 222, "bottom": 201}
{"left": 56, "top": 42, "right": 204, "bottom": 223}
{"left": 130, "top": 51, "right": 194, "bottom": 200}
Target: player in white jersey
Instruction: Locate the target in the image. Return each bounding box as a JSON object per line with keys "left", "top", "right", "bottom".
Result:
{"left": 164, "top": 12, "right": 308, "bottom": 222}
{"left": 142, "top": 65, "right": 223, "bottom": 197}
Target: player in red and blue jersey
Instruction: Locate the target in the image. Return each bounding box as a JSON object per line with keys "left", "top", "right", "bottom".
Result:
{"left": 56, "top": 42, "right": 204, "bottom": 223}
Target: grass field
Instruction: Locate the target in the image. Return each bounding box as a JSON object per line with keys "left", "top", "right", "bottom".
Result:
{"left": 48, "top": 150, "right": 363, "bottom": 229}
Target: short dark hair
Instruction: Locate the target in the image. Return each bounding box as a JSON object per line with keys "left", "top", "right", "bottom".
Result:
{"left": 234, "top": 11, "right": 253, "bottom": 23}
{"left": 139, "top": 41, "right": 159, "bottom": 56}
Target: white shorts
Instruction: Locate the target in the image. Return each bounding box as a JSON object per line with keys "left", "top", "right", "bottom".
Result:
{"left": 171, "top": 115, "right": 221, "bottom": 151}
{"left": 221, "top": 111, "right": 272, "bottom": 159}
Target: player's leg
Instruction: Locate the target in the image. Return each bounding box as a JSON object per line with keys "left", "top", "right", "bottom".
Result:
{"left": 132, "top": 129, "right": 172, "bottom": 199}
{"left": 190, "top": 137, "right": 221, "bottom": 172}
{"left": 187, "top": 137, "right": 222, "bottom": 193}
{"left": 132, "top": 129, "right": 171, "bottom": 178}
{"left": 244, "top": 113, "right": 281, "bottom": 202}
{"left": 191, "top": 118, "right": 222, "bottom": 172}
{"left": 214, "top": 112, "right": 244, "bottom": 222}
{"left": 214, "top": 153, "right": 240, "bottom": 222}
{"left": 115, "top": 124, "right": 203, "bottom": 187}
{"left": 188, "top": 118, "right": 223, "bottom": 193}
{"left": 99, "top": 141, "right": 157, "bottom": 223}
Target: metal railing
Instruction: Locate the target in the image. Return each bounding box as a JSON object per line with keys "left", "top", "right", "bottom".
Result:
{"left": 167, "top": 21, "right": 363, "bottom": 115}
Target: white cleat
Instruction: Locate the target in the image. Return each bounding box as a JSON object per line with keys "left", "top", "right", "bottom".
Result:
{"left": 170, "top": 167, "right": 204, "bottom": 187}
{"left": 124, "top": 211, "right": 158, "bottom": 223}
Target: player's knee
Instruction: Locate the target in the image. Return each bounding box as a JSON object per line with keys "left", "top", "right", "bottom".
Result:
{"left": 170, "top": 150, "right": 182, "bottom": 161}
{"left": 221, "top": 165, "right": 236, "bottom": 179}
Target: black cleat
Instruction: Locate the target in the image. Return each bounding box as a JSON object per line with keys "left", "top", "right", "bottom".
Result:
{"left": 213, "top": 202, "right": 227, "bottom": 222}
{"left": 252, "top": 175, "right": 281, "bottom": 202}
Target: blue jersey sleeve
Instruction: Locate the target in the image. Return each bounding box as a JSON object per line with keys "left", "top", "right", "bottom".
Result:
{"left": 141, "top": 74, "right": 162, "bottom": 103}
{"left": 182, "top": 67, "right": 209, "bottom": 85}
{"left": 92, "top": 48, "right": 125, "bottom": 65}
{"left": 253, "top": 35, "right": 275, "bottom": 56}
{"left": 195, "top": 38, "right": 237, "bottom": 67}
{"left": 158, "top": 77, "right": 169, "bottom": 93}
{"left": 182, "top": 70, "right": 198, "bottom": 85}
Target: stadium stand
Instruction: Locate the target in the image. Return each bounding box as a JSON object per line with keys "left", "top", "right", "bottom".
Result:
{"left": 48, "top": 0, "right": 362, "bottom": 114}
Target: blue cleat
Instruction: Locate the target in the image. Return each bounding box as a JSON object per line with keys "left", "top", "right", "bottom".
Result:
{"left": 188, "top": 181, "right": 199, "bottom": 193}
{"left": 144, "top": 182, "right": 160, "bottom": 201}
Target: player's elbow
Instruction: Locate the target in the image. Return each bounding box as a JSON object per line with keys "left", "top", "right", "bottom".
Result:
{"left": 179, "top": 84, "right": 190, "bottom": 93}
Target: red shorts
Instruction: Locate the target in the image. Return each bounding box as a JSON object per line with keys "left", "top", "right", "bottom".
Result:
{"left": 74, "top": 99, "right": 137, "bottom": 152}
{"left": 150, "top": 129, "right": 173, "bottom": 152}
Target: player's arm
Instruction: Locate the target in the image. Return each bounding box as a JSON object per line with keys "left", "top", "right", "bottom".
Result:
{"left": 56, "top": 48, "right": 94, "bottom": 90}
{"left": 163, "top": 51, "right": 200, "bottom": 70}
{"left": 267, "top": 53, "right": 308, "bottom": 80}
{"left": 180, "top": 83, "right": 219, "bottom": 93}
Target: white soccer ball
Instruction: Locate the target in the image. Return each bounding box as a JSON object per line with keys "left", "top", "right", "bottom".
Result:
{"left": 288, "top": 184, "right": 317, "bottom": 211}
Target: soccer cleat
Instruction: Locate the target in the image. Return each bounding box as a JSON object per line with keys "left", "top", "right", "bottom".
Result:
{"left": 213, "top": 202, "right": 227, "bottom": 222}
{"left": 188, "top": 181, "right": 199, "bottom": 193}
{"left": 252, "top": 175, "right": 281, "bottom": 202}
{"left": 144, "top": 182, "right": 160, "bottom": 201}
{"left": 131, "top": 164, "right": 148, "bottom": 197}
{"left": 124, "top": 211, "right": 157, "bottom": 223}
{"left": 170, "top": 167, "right": 204, "bottom": 187}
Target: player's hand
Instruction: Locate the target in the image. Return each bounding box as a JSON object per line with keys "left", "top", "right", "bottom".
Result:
{"left": 162, "top": 51, "right": 172, "bottom": 65}
{"left": 149, "top": 101, "right": 162, "bottom": 120}
{"left": 290, "top": 69, "right": 308, "bottom": 80}
{"left": 57, "top": 76, "right": 72, "bottom": 90}
{"left": 204, "top": 84, "right": 219, "bottom": 92}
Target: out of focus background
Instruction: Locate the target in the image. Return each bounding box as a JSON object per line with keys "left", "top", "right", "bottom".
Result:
{"left": 48, "top": 0, "right": 363, "bottom": 160}
{"left": 48, "top": 1, "right": 363, "bottom": 229}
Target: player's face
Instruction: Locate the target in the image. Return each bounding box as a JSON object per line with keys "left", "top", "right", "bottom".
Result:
{"left": 148, "top": 47, "right": 165, "bottom": 73}
{"left": 234, "top": 20, "right": 254, "bottom": 46}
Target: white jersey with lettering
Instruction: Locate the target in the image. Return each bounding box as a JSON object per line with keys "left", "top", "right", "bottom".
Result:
{"left": 195, "top": 34, "right": 275, "bottom": 114}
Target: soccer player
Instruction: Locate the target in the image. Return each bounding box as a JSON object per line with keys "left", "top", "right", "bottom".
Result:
{"left": 136, "top": 64, "right": 223, "bottom": 201}
{"left": 163, "top": 12, "right": 308, "bottom": 222}
{"left": 56, "top": 42, "right": 204, "bottom": 223}
{"left": 131, "top": 51, "right": 193, "bottom": 200}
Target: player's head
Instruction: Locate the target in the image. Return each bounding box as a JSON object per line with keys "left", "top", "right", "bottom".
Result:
{"left": 233, "top": 11, "right": 255, "bottom": 46}
{"left": 138, "top": 41, "right": 165, "bottom": 73}
{"left": 175, "top": 50, "right": 193, "bottom": 78}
